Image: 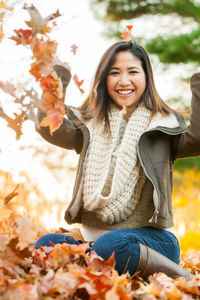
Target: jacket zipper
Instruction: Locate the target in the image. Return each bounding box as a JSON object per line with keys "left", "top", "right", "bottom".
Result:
{"left": 137, "top": 124, "right": 187, "bottom": 224}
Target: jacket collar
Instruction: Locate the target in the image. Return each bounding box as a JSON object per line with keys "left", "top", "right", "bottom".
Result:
{"left": 147, "top": 112, "right": 187, "bottom": 134}
{"left": 69, "top": 107, "right": 187, "bottom": 135}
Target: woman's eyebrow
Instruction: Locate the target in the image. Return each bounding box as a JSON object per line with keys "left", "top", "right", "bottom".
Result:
{"left": 110, "top": 66, "right": 140, "bottom": 70}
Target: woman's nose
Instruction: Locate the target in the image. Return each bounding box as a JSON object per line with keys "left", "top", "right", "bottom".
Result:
{"left": 119, "top": 75, "right": 131, "bottom": 85}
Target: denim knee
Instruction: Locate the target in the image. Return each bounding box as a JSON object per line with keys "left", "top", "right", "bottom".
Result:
{"left": 35, "top": 233, "right": 80, "bottom": 249}
{"left": 92, "top": 231, "right": 140, "bottom": 275}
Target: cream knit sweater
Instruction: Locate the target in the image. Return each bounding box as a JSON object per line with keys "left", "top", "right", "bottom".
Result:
{"left": 82, "top": 103, "right": 152, "bottom": 224}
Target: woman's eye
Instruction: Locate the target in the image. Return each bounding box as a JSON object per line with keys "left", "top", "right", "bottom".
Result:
{"left": 129, "top": 70, "right": 138, "bottom": 74}
{"left": 109, "top": 71, "right": 120, "bottom": 76}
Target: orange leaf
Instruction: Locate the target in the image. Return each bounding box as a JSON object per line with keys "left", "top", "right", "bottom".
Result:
{"left": 125, "top": 25, "right": 133, "bottom": 31}
{"left": 42, "top": 90, "right": 58, "bottom": 107}
{"left": 40, "top": 75, "right": 59, "bottom": 92}
{"left": 0, "top": 0, "right": 13, "bottom": 11}
{"left": 73, "top": 74, "right": 84, "bottom": 94}
{"left": 4, "top": 184, "right": 20, "bottom": 205}
{"left": 0, "top": 11, "right": 5, "bottom": 22}
{"left": 33, "top": 39, "right": 57, "bottom": 63}
{"left": 0, "top": 107, "right": 24, "bottom": 140}
{"left": 71, "top": 44, "right": 78, "bottom": 55}
{"left": 29, "top": 62, "right": 42, "bottom": 81}
{"left": 40, "top": 102, "right": 65, "bottom": 135}
{"left": 0, "top": 24, "right": 4, "bottom": 42}
{"left": 120, "top": 25, "right": 133, "bottom": 43}
{"left": 10, "top": 29, "right": 33, "bottom": 45}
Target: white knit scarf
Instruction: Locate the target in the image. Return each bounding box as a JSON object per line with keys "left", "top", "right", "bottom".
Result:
{"left": 82, "top": 102, "right": 152, "bottom": 224}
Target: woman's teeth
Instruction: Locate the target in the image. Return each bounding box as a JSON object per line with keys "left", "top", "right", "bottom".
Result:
{"left": 117, "top": 90, "right": 133, "bottom": 95}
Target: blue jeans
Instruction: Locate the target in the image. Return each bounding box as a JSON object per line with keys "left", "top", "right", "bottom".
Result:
{"left": 35, "top": 227, "right": 180, "bottom": 275}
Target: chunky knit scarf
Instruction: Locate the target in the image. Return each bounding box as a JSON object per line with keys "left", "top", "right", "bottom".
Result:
{"left": 82, "top": 103, "right": 152, "bottom": 224}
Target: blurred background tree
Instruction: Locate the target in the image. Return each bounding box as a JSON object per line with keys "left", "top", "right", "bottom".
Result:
{"left": 89, "top": 0, "right": 200, "bottom": 64}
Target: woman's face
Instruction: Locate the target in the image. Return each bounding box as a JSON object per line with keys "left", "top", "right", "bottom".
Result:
{"left": 106, "top": 51, "right": 146, "bottom": 114}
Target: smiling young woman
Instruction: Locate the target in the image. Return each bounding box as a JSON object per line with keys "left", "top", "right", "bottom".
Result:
{"left": 35, "top": 40, "right": 199, "bottom": 281}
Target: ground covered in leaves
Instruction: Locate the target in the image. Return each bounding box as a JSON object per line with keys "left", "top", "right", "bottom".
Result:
{"left": 0, "top": 208, "right": 200, "bottom": 300}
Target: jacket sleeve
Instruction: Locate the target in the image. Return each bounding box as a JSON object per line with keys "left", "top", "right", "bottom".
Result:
{"left": 35, "top": 64, "right": 83, "bottom": 154}
{"left": 174, "top": 72, "right": 200, "bottom": 158}
{"left": 36, "top": 109, "right": 83, "bottom": 154}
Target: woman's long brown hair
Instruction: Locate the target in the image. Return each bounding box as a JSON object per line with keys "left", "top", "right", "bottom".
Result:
{"left": 79, "top": 40, "right": 177, "bottom": 132}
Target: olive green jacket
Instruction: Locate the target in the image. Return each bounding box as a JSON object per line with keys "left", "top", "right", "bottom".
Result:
{"left": 37, "top": 72, "right": 200, "bottom": 229}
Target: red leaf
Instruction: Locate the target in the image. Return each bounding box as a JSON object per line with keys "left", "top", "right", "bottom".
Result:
{"left": 10, "top": 29, "right": 33, "bottom": 45}
{"left": 120, "top": 25, "right": 133, "bottom": 43}
{"left": 73, "top": 74, "right": 84, "bottom": 94}
{"left": 71, "top": 44, "right": 78, "bottom": 55}
{"left": 40, "top": 75, "right": 59, "bottom": 92}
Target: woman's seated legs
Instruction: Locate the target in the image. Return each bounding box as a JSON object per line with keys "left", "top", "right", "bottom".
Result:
{"left": 92, "top": 227, "right": 180, "bottom": 275}
{"left": 35, "top": 233, "right": 80, "bottom": 249}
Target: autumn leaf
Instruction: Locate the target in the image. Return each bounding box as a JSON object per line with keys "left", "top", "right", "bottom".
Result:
{"left": 10, "top": 28, "right": 33, "bottom": 45}
{"left": 0, "top": 24, "right": 4, "bottom": 42}
{"left": 71, "top": 44, "right": 78, "bottom": 55}
{"left": 33, "top": 39, "right": 57, "bottom": 64}
{"left": 23, "top": 4, "right": 48, "bottom": 35}
{"left": 0, "top": 11, "right": 5, "bottom": 21}
{"left": 0, "top": 107, "right": 25, "bottom": 139}
{"left": 40, "top": 75, "right": 59, "bottom": 92}
{"left": 45, "top": 9, "right": 62, "bottom": 22}
{"left": 40, "top": 101, "right": 65, "bottom": 135}
{"left": 29, "top": 62, "right": 42, "bottom": 81}
{"left": 0, "top": 0, "right": 13, "bottom": 11}
{"left": 23, "top": 4, "right": 61, "bottom": 35}
{"left": 0, "top": 81, "right": 16, "bottom": 96}
{"left": 120, "top": 25, "right": 133, "bottom": 43}
{"left": 42, "top": 90, "right": 58, "bottom": 108}
{"left": 73, "top": 74, "right": 84, "bottom": 94}
{"left": 4, "top": 184, "right": 20, "bottom": 205}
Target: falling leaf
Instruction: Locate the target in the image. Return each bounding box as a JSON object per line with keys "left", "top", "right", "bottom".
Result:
{"left": 4, "top": 184, "right": 20, "bottom": 205}
{"left": 23, "top": 4, "right": 61, "bottom": 35}
{"left": 0, "top": 81, "right": 16, "bottom": 96}
{"left": 45, "top": 9, "right": 62, "bottom": 22}
{"left": 73, "top": 74, "right": 84, "bottom": 94}
{"left": 10, "top": 28, "right": 33, "bottom": 45}
{"left": 71, "top": 44, "right": 78, "bottom": 55}
{"left": 23, "top": 4, "right": 48, "bottom": 35}
{"left": 0, "top": 107, "right": 25, "bottom": 139}
{"left": 0, "top": 11, "right": 5, "bottom": 21}
{"left": 120, "top": 25, "right": 133, "bottom": 43}
{"left": 0, "top": 24, "right": 4, "bottom": 42}
{"left": 33, "top": 39, "right": 57, "bottom": 63}
{"left": 0, "top": 0, "right": 13, "bottom": 11}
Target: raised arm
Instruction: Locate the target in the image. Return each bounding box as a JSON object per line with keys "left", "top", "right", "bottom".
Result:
{"left": 174, "top": 72, "right": 200, "bottom": 158}
{"left": 36, "top": 65, "right": 83, "bottom": 154}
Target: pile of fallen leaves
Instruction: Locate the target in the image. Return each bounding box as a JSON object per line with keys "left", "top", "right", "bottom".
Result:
{"left": 0, "top": 199, "right": 200, "bottom": 300}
